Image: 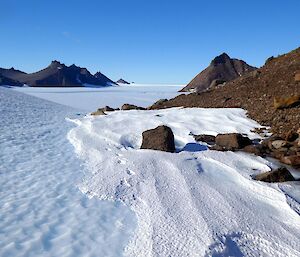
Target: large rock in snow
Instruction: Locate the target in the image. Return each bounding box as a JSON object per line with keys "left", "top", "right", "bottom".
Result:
{"left": 180, "top": 53, "right": 256, "bottom": 92}
{"left": 215, "top": 133, "right": 252, "bottom": 150}
{"left": 121, "top": 104, "right": 145, "bottom": 110}
{"left": 141, "top": 125, "right": 175, "bottom": 152}
{"left": 254, "top": 167, "right": 295, "bottom": 182}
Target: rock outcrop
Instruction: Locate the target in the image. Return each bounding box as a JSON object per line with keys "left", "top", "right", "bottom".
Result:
{"left": 214, "top": 133, "right": 252, "bottom": 151}
{"left": 121, "top": 104, "right": 145, "bottom": 110}
{"left": 149, "top": 46, "right": 300, "bottom": 137}
{"left": 180, "top": 53, "right": 256, "bottom": 92}
{"left": 141, "top": 125, "right": 175, "bottom": 152}
{"left": 254, "top": 167, "right": 295, "bottom": 183}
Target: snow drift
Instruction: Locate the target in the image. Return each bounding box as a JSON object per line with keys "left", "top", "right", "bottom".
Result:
{"left": 68, "top": 108, "right": 300, "bottom": 257}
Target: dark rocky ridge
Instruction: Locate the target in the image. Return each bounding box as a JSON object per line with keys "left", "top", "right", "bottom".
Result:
{"left": 0, "top": 73, "right": 23, "bottom": 87}
{"left": 117, "top": 78, "right": 130, "bottom": 84}
{"left": 150, "top": 46, "right": 300, "bottom": 137}
{"left": 180, "top": 53, "right": 257, "bottom": 92}
{"left": 0, "top": 61, "right": 116, "bottom": 87}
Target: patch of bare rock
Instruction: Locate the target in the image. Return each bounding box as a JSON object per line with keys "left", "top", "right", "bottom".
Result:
{"left": 254, "top": 167, "right": 295, "bottom": 183}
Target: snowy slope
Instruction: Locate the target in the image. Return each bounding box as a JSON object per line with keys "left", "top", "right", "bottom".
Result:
{"left": 68, "top": 108, "right": 300, "bottom": 257}
{"left": 0, "top": 88, "right": 136, "bottom": 257}
{"left": 13, "top": 84, "right": 183, "bottom": 111}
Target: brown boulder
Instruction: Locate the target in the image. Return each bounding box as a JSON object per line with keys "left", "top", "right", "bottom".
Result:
{"left": 242, "top": 144, "right": 266, "bottom": 156}
{"left": 215, "top": 133, "right": 252, "bottom": 150}
{"left": 295, "top": 73, "right": 300, "bottom": 82}
{"left": 254, "top": 167, "right": 295, "bottom": 183}
{"left": 91, "top": 109, "right": 107, "bottom": 116}
{"left": 121, "top": 104, "right": 145, "bottom": 111}
{"left": 140, "top": 125, "right": 175, "bottom": 152}
{"left": 193, "top": 134, "right": 216, "bottom": 145}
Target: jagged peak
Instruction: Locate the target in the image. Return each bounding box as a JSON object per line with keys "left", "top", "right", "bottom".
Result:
{"left": 49, "top": 60, "right": 64, "bottom": 68}
{"left": 211, "top": 53, "right": 231, "bottom": 65}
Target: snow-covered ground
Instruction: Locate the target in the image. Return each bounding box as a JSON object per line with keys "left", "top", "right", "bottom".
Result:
{"left": 13, "top": 84, "right": 183, "bottom": 111}
{"left": 68, "top": 108, "right": 300, "bottom": 257}
{"left": 2, "top": 85, "right": 300, "bottom": 257}
{"left": 0, "top": 88, "right": 136, "bottom": 257}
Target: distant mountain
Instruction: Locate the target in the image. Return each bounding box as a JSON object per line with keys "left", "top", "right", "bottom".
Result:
{"left": 180, "top": 53, "right": 256, "bottom": 92}
{"left": 117, "top": 78, "right": 130, "bottom": 84}
{"left": 94, "top": 71, "right": 116, "bottom": 86}
{"left": 0, "top": 61, "right": 116, "bottom": 87}
{"left": 0, "top": 73, "right": 23, "bottom": 87}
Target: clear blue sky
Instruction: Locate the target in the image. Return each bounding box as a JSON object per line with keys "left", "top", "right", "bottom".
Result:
{"left": 1, "top": 0, "right": 300, "bottom": 84}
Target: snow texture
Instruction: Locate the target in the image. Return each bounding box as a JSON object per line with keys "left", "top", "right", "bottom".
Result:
{"left": 68, "top": 108, "right": 300, "bottom": 257}
{"left": 0, "top": 88, "right": 136, "bottom": 257}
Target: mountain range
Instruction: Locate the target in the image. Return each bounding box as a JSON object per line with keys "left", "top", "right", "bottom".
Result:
{"left": 180, "top": 53, "right": 256, "bottom": 92}
{"left": 0, "top": 61, "right": 116, "bottom": 87}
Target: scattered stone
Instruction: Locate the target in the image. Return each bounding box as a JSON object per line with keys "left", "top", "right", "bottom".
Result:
{"left": 91, "top": 109, "right": 107, "bottom": 116}
{"left": 254, "top": 167, "right": 295, "bottom": 183}
{"left": 215, "top": 133, "right": 252, "bottom": 150}
{"left": 285, "top": 130, "right": 299, "bottom": 142}
{"left": 273, "top": 95, "right": 300, "bottom": 109}
{"left": 242, "top": 144, "right": 266, "bottom": 156}
{"left": 280, "top": 155, "right": 300, "bottom": 167}
{"left": 261, "top": 135, "right": 284, "bottom": 149}
{"left": 121, "top": 104, "right": 146, "bottom": 111}
{"left": 271, "top": 140, "right": 288, "bottom": 149}
{"left": 140, "top": 125, "right": 175, "bottom": 152}
{"left": 193, "top": 134, "right": 216, "bottom": 145}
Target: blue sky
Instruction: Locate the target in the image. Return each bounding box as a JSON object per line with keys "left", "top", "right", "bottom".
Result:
{"left": 1, "top": 0, "right": 300, "bottom": 83}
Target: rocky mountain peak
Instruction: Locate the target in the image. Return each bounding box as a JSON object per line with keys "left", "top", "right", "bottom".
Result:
{"left": 211, "top": 53, "right": 231, "bottom": 65}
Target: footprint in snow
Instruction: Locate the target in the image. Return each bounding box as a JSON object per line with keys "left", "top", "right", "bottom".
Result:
{"left": 126, "top": 168, "right": 135, "bottom": 175}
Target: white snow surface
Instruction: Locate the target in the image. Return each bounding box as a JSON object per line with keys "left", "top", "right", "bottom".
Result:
{"left": 13, "top": 84, "right": 183, "bottom": 111}
{"left": 0, "top": 88, "right": 136, "bottom": 257}
{"left": 68, "top": 108, "right": 300, "bottom": 257}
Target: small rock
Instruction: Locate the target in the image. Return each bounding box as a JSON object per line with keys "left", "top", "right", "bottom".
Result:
{"left": 91, "top": 109, "right": 107, "bottom": 116}
{"left": 121, "top": 104, "right": 145, "bottom": 111}
{"left": 140, "top": 125, "right": 175, "bottom": 152}
{"left": 285, "top": 130, "right": 299, "bottom": 142}
{"left": 271, "top": 140, "right": 287, "bottom": 149}
{"left": 193, "top": 134, "right": 216, "bottom": 145}
{"left": 261, "top": 135, "right": 283, "bottom": 149}
{"left": 280, "top": 155, "right": 300, "bottom": 167}
{"left": 215, "top": 133, "right": 252, "bottom": 150}
{"left": 295, "top": 73, "right": 300, "bottom": 82}
{"left": 153, "top": 99, "right": 168, "bottom": 106}
{"left": 102, "top": 106, "right": 115, "bottom": 112}
{"left": 254, "top": 167, "right": 295, "bottom": 182}
{"left": 242, "top": 144, "right": 266, "bottom": 156}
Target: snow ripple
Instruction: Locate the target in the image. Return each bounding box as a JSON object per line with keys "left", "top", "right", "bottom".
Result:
{"left": 68, "top": 108, "right": 300, "bottom": 257}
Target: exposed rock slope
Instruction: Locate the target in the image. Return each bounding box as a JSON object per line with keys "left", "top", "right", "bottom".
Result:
{"left": 150, "top": 47, "right": 300, "bottom": 136}
{"left": 180, "top": 53, "right": 256, "bottom": 92}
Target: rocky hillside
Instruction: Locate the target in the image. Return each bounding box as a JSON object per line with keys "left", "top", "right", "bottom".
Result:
{"left": 0, "top": 61, "right": 116, "bottom": 87}
{"left": 0, "top": 74, "right": 23, "bottom": 87}
{"left": 150, "top": 47, "right": 300, "bottom": 136}
{"left": 180, "top": 53, "right": 256, "bottom": 92}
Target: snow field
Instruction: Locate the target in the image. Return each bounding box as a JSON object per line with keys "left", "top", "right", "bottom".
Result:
{"left": 68, "top": 108, "right": 300, "bottom": 257}
{"left": 0, "top": 88, "right": 136, "bottom": 257}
